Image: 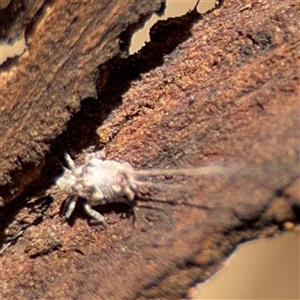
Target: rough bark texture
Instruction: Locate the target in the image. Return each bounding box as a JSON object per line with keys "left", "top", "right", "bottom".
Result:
{"left": 0, "top": 0, "right": 44, "bottom": 41}
{"left": 0, "top": 0, "right": 299, "bottom": 299}
{"left": 0, "top": 0, "right": 164, "bottom": 203}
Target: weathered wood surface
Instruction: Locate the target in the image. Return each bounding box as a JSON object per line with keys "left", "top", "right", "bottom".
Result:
{"left": 0, "top": 0, "right": 164, "bottom": 204}
{"left": 0, "top": 0, "right": 44, "bottom": 41}
{"left": 0, "top": 0, "right": 299, "bottom": 299}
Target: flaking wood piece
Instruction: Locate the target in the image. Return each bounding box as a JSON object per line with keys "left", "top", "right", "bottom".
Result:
{"left": 0, "top": 0, "right": 165, "bottom": 204}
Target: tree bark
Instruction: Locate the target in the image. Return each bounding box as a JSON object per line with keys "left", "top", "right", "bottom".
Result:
{"left": 0, "top": 0, "right": 164, "bottom": 203}
{"left": 0, "top": 0, "right": 299, "bottom": 299}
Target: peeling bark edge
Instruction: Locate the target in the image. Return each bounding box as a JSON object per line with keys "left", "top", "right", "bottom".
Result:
{"left": 0, "top": 0, "right": 166, "bottom": 204}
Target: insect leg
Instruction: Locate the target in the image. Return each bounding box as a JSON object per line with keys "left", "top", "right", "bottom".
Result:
{"left": 64, "top": 153, "right": 76, "bottom": 170}
{"left": 61, "top": 196, "right": 78, "bottom": 221}
{"left": 123, "top": 187, "right": 137, "bottom": 226}
{"left": 82, "top": 202, "right": 107, "bottom": 227}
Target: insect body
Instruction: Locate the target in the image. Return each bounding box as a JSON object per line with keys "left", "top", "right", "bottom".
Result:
{"left": 55, "top": 151, "right": 226, "bottom": 226}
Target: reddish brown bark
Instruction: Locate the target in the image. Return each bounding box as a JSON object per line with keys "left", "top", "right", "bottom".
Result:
{"left": 0, "top": 0, "right": 299, "bottom": 299}
{"left": 0, "top": 0, "right": 164, "bottom": 203}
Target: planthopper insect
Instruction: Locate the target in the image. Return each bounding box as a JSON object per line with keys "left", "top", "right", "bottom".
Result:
{"left": 55, "top": 151, "right": 232, "bottom": 227}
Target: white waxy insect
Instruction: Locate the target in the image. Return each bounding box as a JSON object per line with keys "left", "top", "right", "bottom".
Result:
{"left": 55, "top": 151, "right": 227, "bottom": 226}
